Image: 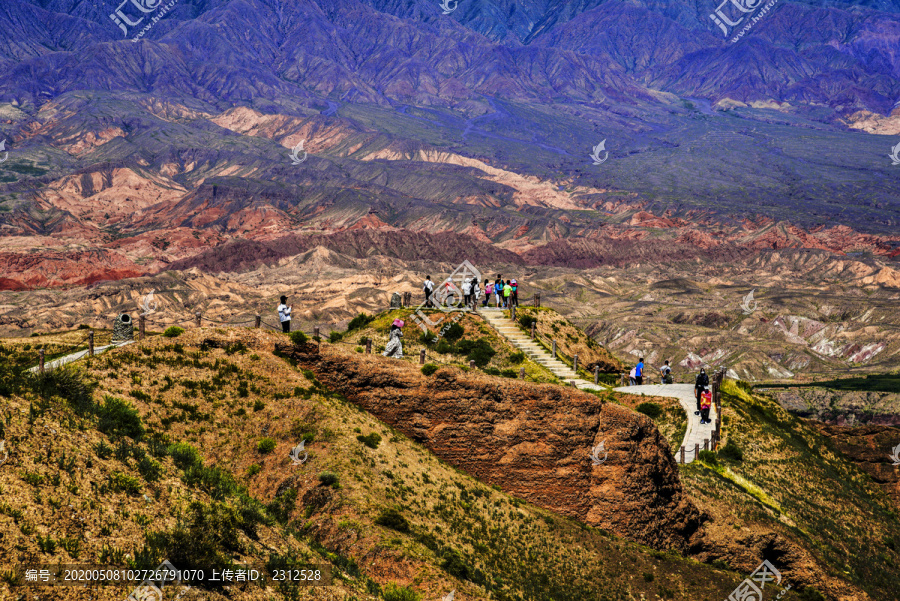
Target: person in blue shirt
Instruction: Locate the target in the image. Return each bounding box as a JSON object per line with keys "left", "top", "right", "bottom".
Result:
{"left": 635, "top": 357, "right": 644, "bottom": 385}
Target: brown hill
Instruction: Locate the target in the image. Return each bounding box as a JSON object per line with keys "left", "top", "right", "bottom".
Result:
{"left": 289, "top": 344, "right": 702, "bottom": 553}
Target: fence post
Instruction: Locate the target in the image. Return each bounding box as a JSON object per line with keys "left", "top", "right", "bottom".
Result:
{"left": 552, "top": 340, "right": 557, "bottom": 359}
{"left": 419, "top": 349, "right": 426, "bottom": 365}
{"left": 594, "top": 365, "right": 599, "bottom": 385}
{"left": 510, "top": 305, "right": 516, "bottom": 321}
{"left": 694, "top": 443, "right": 700, "bottom": 458}
{"left": 139, "top": 315, "right": 146, "bottom": 340}
{"left": 530, "top": 322, "right": 535, "bottom": 340}
{"left": 255, "top": 315, "right": 261, "bottom": 329}
{"left": 570, "top": 380, "right": 577, "bottom": 388}
{"left": 534, "top": 293, "right": 540, "bottom": 307}
{"left": 88, "top": 331, "right": 94, "bottom": 357}
{"left": 39, "top": 348, "right": 45, "bottom": 374}
{"left": 573, "top": 354, "right": 578, "bottom": 373}
{"left": 365, "top": 339, "right": 372, "bottom": 354}
{"left": 620, "top": 373, "right": 625, "bottom": 387}
{"left": 519, "top": 367, "right": 525, "bottom": 380}
{"left": 195, "top": 312, "right": 201, "bottom": 328}
{"left": 704, "top": 439, "right": 709, "bottom": 451}
{"left": 680, "top": 446, "right": 685, "bottom": 464}
{"left": 470, "top": 360, "right": 475, "bottom": 370}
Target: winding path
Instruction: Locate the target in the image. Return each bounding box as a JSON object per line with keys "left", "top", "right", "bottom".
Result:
{"left": 613, "top": 384, "right": 717, "bottom": 464}
{"left": 29, "top": 341, "right": 134, "bottom": 373}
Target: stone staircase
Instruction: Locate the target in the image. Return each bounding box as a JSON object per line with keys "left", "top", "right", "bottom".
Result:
{"left": 480, "top": 309, "right": 604, "bottom": 391}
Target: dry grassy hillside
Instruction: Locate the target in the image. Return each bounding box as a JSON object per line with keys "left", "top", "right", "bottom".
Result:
{"left": 0, "top": 318, "right": 895, "bottom": 600}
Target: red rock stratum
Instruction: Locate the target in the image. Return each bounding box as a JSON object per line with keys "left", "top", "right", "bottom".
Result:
{"left": 292, "top": 346, "right": 703, "bottom": 552}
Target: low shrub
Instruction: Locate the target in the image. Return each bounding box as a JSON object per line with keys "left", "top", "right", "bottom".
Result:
{"left": 109, "top": 472, "right": 142, "bottom": 495}
{"left": 443, "top": 323, "right": 465, "bottom": 342}
{"left": 382, "top": 583, "right": 421, "bottom": 601}
{"left": 635, "top": 402, "right": 663, "bottom": 420}
{"left": 162, "top": 326, "right": 184, "bottom": 338}
{"left": 182, "top": 464, "right": 238, "bottom": 500}
{"left": 421, "top": 364, "right": 439, "bottom": 376}
{"left": 266, "top": 488, "right": 297, "bottom": 524}
{"left": 140, "top": 500, "right": 248, "bottom": 573}
{"left": 318, "top": 471, "right": 339, "bottom": 487}
{"left": 518, "top": 315, "right": 537, "bottom": 329}
{"left": 457, "top": 338, "right": 496, "bottom": 367}
{"left": 718, "top": 441, "right": 744, "bottom": 462}
{"left": 329, "top": 331, "right": 344, "bottom": 343}
{"left": 289, "top": 331, "right": 308, "bottom": 346}
{"left": 246, "top": 464, "right": 261, "bottom": 477}
{"left": 698, "top": 450, "right": 718, "bottom": 465}
{"left": 375, "top": 508, "right": 410, "bottom": 533}
{"left": 169, "top": 442, "right": 202, "bottom": 469}
{"left": 257, "top": 437, "right": 277, "bottom": 453}
{"left": 500, "top": 369, "right": 518, "bottom": 378}
{"left": 797, "top": 588, "right": 827, "bottom": 601}
{"left": 96, "top": 396, "right": 144, "bottom": 440}
{"left": 357, "top": 433, "right": 382, "bottom": 449}
{"left": 347, "top": 313, "right": 376, "bottom": 331}
{"left": 30, "top": 365, "right": 95, "bottom": 415}
{"left": 508, "top": 351, "right": 525, "bottom": 364}
{"left": 435, "top": 340, "right": 454, "bottom": 354}
{"left": 137, "top": 456, "right": 163, "bottom": 483}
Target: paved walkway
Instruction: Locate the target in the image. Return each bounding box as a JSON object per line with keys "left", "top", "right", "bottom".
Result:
{"left": 480, "top": 309, "right": 604, "bottom": 391}
{"left": 613, "top": 383, "right": 717, "bottom": 464}
{"left": 29, "top": 341, "right": 134, "bottom": 373}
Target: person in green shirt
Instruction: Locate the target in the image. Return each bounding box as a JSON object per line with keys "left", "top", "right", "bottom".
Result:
{"left": 503, "top": 280, "right": 512, "bottom": 308}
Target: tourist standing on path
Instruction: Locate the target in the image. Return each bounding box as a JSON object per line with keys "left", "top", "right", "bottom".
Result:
{"left": 383, "top": 319, "right": 404, "bottom": 358}
{"left": 483, "top": 279, "right": 492, "bottom": 307}
{"left": 503, "top": 280, "right": 512, "bottom": 308}
{"left": 700, "top": 389, "right": 712, "bottom": 424}
{"left": 494, "top": 275, "right": 503, "bottom": 307}
{"left": 635, "top": 357, "right": 644, "bottom": 385}
{"left": 511, "top": 279, "right": 518, "bottom": 307}
{"left": 660, "top": 360, "right": 672, "bottom": 384}
{"left": 694, "top": 368, "right": 709, "bottom": 416}
{"left": 628, "top": 365, "right": 637, "bottom": 386}
{"left": 423, "top": 276, "right": 434, "bottom": 308}
{"left": 277, "top": 296, "right": 292, "bottom": 333}
{"left": 462, "top": 277, "right": 473, "bottom": 307}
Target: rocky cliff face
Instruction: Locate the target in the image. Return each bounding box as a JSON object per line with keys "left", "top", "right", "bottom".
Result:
{"left": 293, "top": 346, "right": 703, "bottom": 552}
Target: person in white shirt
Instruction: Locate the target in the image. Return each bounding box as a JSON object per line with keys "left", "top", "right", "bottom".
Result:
{"left": 277, "top": 295, "right": 292, "bottom": 333}
{"left": 462, "top": 277, "right": 473, "bottom": 307}
{"left": 423, "top": 276, "right": 434, "bottom": 308}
